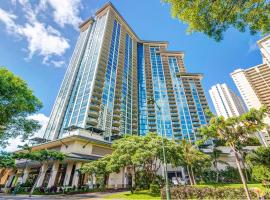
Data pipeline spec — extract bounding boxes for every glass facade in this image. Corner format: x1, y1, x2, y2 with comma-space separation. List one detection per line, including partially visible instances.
98, 20, 121, 139
168, 57, 194, 141
149, 46, 173, 139
120, 34, 133, 135
43, 19, 93, 140
136, 45, 209, 142
60, 13, 108, 138
137, 43, 148, 136
189, 80, 207, 125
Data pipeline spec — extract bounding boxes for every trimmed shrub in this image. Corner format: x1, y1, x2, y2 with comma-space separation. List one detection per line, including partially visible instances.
252, 165, 270, 182
201, 166, 242, 184
149, 183, 160, 195
262, 181, 270, 188
161, 186, 263, 199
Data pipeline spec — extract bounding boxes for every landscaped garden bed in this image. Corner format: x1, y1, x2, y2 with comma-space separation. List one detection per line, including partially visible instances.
162, 185, 270, 199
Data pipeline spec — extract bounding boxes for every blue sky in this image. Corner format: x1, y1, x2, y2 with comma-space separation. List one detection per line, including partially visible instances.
0, 0, 263, 132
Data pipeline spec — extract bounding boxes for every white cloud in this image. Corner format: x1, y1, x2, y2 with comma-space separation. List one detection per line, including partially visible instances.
0, 8, 17, 32
5, 113, 49, 152
17, 22, 70, 62
28, 113, 50, 138
0, 1, 77, 67
45, 0, 82, 28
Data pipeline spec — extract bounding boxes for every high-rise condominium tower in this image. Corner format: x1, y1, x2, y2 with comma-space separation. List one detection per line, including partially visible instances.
209, 83, 247, 118
44, 2, 209, 142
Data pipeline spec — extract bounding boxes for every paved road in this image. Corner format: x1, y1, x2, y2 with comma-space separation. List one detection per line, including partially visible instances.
0, 191, 123, 200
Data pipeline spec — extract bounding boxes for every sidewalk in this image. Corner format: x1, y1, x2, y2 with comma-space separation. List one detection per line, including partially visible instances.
0, 191, 124, 200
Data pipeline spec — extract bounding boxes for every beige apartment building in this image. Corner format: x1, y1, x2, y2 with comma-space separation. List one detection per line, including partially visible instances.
231, 64, 270, 113
231, 64, 270, 146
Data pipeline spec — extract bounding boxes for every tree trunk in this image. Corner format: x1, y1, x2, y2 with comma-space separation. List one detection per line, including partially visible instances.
240, 151, 249, 182
186, 166, 193, 185
214, 162, 219, 183
133, 165, 136, 188
191, 167, 196, 185
216, 171, 219, 183
230, 145, 251, 200
244, 164, 249, 182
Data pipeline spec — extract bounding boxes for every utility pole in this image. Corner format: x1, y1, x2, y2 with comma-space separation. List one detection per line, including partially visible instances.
147, 98, 171, 200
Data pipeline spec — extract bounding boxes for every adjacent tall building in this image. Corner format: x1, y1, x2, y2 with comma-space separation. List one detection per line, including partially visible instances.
231, 64, 270, 112
209, 83, 247, 118
44, 2, 209, 142
231, 63, 270, 146
258, 35, 270, 66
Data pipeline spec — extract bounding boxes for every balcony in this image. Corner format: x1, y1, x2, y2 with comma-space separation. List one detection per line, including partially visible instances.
171, 117, 179, 122
92, 91, 102, 99
113, 115, 121, 121
112, 121, 120, 127
89, 104, 100, 112
88, 110, 99, 118
87, 118, 98, 126
149, 127, 156, 132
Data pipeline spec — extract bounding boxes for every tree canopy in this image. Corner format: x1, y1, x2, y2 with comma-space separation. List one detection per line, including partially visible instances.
164, 0, 270, 41
0, 67, 42, 147
81, 133, 211, 188
246, 146, 270, 182
0, 151, 15, 180
0, 151, 15, 169
81, 133, 181, 187
13, 149, 66, 162
200, 107, 267, 147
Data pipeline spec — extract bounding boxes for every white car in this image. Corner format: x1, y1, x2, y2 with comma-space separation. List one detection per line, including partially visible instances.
172, 177, 187, 185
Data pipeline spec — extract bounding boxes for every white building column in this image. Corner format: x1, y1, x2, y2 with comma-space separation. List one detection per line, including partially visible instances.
5, 170, 15, 188
0, 168, 3, 175
36, 163, 48, 187
63, 162, 74, 186
123, 167, 128, 188
0, 168, 5, 183
72, 162, 82, 187
181, 167, 186, 180
22, 167, 31, 184
47, 161, 60, 188
1, 169, 11, 185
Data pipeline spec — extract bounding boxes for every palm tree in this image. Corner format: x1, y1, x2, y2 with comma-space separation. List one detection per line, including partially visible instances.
173, 140, 211, 185
246, 146, 270, 168
200, 107, 267, 200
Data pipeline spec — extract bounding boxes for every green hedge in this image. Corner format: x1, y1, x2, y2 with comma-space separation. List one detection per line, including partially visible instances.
161, 186, 270, 199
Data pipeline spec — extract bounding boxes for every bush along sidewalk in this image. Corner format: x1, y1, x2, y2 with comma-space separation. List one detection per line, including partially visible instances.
161, 186, 270, 199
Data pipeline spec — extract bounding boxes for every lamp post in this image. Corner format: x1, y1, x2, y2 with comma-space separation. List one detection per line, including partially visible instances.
147, 98, 171, 200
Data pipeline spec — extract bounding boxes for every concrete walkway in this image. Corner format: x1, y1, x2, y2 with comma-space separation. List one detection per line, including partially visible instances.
0, 191, 124, 200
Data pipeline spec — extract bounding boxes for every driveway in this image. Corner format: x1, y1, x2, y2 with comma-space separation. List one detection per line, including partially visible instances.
0, 191, 123, 200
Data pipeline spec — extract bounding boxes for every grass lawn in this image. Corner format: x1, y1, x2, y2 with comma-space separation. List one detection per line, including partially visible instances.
104, 190, 161, 199
196, 183, 270, 192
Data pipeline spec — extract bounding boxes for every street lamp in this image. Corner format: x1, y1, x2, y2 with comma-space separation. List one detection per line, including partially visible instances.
147, 98, 171, 200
